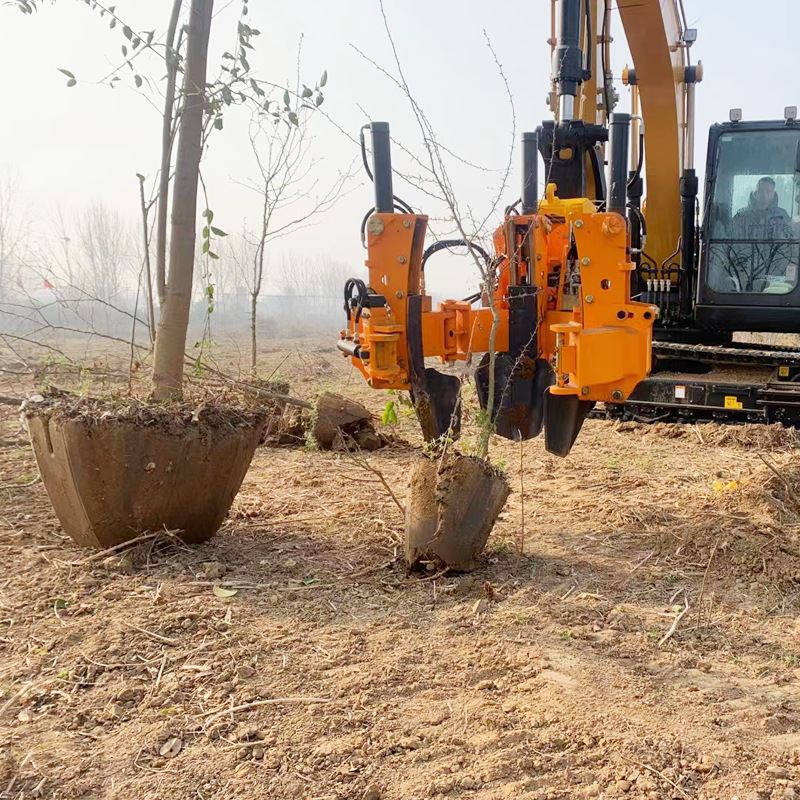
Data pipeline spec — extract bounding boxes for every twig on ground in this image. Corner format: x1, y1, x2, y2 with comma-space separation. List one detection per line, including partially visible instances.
758, 452, 800, 517
0, 475, 40, 491
340, 442, 405, 515
623, 757, 690, 799
64, 529, 179, 566
659, 590, 690, 647
696, 536, 720, 631
518, 438, 525, 555
0, 682, 32, 720
200, 696, 331, 727
123, 622, 179, 646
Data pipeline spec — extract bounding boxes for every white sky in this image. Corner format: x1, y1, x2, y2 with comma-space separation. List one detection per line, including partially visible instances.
2, 0, 799, 299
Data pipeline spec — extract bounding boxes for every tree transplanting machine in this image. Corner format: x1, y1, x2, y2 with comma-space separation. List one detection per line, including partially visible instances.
338, 0, 800, 456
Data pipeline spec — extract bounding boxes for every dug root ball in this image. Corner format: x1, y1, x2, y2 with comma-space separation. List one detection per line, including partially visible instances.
25, 395, 267, 549
312, 391, 386, 452
404, 452, 510, 572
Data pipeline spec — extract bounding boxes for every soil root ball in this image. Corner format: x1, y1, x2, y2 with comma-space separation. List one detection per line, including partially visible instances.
404, 452, 510, 572
313, 392, 385, 452
25, 395, 266, 549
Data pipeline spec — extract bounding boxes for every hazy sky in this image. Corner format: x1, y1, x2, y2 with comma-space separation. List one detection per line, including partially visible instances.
2, 0, 799, 299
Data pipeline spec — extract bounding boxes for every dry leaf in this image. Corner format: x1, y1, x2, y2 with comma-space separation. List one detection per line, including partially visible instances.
213, 586, 238, 599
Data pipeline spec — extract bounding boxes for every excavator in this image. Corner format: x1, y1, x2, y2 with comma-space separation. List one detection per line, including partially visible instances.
338, 0, 800, 456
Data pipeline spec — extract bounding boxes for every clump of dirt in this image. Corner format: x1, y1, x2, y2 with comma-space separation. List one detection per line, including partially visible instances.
312, 391, 386, 452
220, 378, 315, 448
405, 451, 510, 571
261, 405, 309, 447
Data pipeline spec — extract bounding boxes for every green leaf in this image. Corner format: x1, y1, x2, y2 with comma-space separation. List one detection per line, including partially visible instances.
214, 117, 223, 130
202, 226, 210, 239
240, 53, 250, 72
314, 92, 324, 107
208, 251, 219, 260
134, 74, 143, 89
212, 586, 238, 598
66, 78, 77, 88
283, 88, 290, 109
202, 209, 214, 222
202, 240, 210, 254
210, 226, 227, 237
381, 401, 398, 426
301, 86, 313, 99
288, 111, 298, 126
121, 45, 128, 57
320, 69, 327, 87
122, 24, 132, 40
58, 68, 75, 80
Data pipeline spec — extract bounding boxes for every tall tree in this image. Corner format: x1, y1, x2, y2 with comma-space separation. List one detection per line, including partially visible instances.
151, 0, 213, 400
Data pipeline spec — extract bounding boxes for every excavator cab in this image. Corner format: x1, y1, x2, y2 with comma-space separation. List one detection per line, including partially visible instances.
695, 118, 800, 332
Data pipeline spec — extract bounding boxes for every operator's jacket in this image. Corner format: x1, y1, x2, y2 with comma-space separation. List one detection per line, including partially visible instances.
713, 193, 797, 291
730, 193, 793, 241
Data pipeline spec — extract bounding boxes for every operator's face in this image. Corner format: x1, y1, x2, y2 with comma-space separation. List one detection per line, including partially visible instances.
756, 181, 776, 208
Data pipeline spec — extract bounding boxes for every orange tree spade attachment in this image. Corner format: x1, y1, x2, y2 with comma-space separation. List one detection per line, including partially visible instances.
337, 121, 657, 456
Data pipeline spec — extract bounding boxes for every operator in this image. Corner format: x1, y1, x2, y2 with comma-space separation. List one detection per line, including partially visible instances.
711, 176, 798, 293
730, 176, 793, 241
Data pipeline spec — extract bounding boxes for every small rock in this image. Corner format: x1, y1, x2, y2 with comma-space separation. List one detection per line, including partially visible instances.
472, 598, 489, 616
144, 462, 156, 472
202, 561, 226, 580
363, 786, 381, 800
768, 766, 790, 779
251, 745, 265, 760
237, 665, 256, 679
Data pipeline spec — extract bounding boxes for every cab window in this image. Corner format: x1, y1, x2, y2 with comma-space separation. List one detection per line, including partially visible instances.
706, 130, 800, 295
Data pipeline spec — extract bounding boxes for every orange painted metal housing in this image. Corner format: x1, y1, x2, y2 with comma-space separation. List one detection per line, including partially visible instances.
340, 184, 657, 404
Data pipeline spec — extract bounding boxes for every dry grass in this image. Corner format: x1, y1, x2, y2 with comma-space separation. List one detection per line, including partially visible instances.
2, 339, 800, 798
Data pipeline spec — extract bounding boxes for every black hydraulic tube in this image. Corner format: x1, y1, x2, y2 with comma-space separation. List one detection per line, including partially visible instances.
369, 121, 393, 213
627, 169, 644, 295
554, 0, 584, 120
521, 131, 539, 214
679, 169, 699, 317
605, 113, 631, 214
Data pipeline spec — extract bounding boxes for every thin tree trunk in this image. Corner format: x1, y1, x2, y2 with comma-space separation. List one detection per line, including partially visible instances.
155, 0, 183, 307
137, 175, 156, 344
250, 291, 257, 373
151, 0, 213, 400
250, 192, 268, 374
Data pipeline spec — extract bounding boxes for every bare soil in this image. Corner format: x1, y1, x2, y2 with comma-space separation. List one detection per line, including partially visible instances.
3, 340, 800, 799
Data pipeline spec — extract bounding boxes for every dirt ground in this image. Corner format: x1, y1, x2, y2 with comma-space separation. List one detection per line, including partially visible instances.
4, 339, 800, 799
